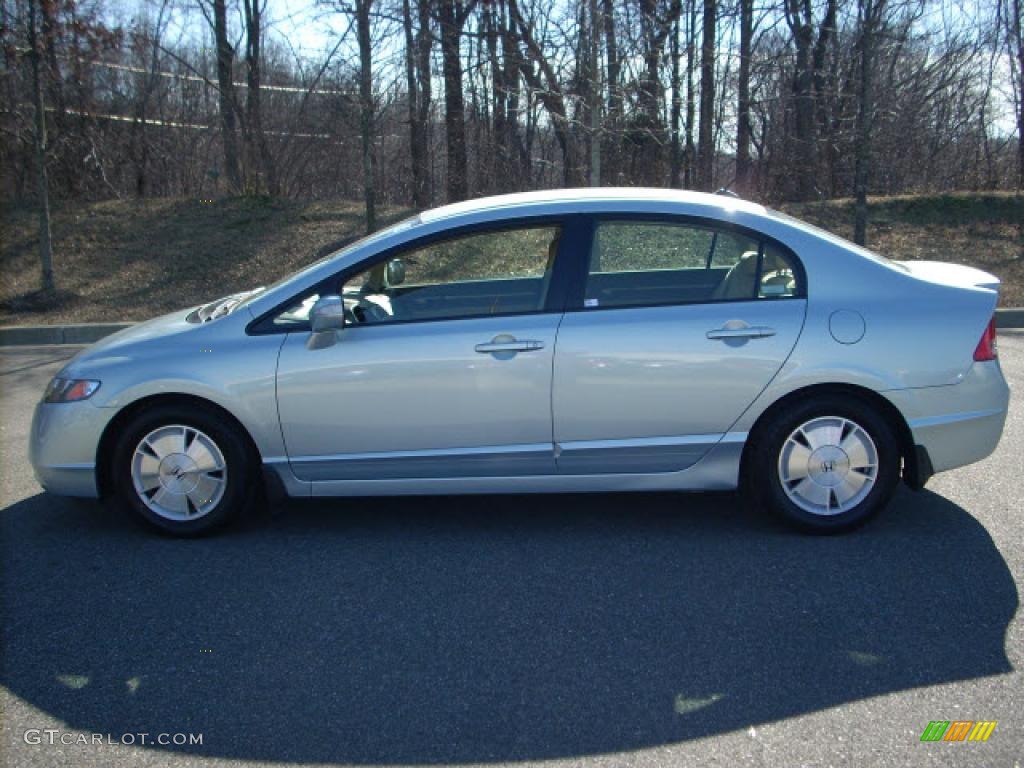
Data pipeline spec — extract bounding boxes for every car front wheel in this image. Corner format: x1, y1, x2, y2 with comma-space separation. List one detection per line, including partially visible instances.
110, 404, 253, 536
747, 394, 900, 533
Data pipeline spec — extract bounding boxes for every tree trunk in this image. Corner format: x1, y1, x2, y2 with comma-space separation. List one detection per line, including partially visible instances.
669, 14, 682, 187
638, 0, 662, 168
684, 0, 696, 187
853, 0, 883, 245
1013, 0, 1023, 189
792, 24, 815, 199
403, 0, 429, 208
484, 0, 502, 191
356, 0, 377, 232
784, 0, 837, 201
213, 0, 241, 192
438, 0, 471, 202
588, 0, 601, 186
131, 0, 169, 198
242, 0, 278, 195
735, 0, 752, 194
601, 0, 620, 180
696, 0, 716, 190
417, 0, 434, 203
499, 0, 528, 185
28, 0, 54, 295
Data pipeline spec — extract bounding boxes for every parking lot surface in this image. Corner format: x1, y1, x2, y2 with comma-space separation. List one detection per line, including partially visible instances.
2, 335, 1022, 767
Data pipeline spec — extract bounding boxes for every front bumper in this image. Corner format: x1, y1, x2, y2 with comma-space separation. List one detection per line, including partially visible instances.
884, 361, 1010, 475
29, 399, 115, 498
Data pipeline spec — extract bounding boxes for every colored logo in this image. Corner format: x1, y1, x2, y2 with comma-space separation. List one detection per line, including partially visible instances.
920, 721, 997, 742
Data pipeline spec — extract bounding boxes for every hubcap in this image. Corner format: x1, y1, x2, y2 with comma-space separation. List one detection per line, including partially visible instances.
131, 425, 227, 521
778, 416, 878, 516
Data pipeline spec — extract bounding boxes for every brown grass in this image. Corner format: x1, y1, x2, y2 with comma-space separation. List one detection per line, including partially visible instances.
781, 192, 1024, 306
1, 192, 1021, 325
0, 197, 410, 325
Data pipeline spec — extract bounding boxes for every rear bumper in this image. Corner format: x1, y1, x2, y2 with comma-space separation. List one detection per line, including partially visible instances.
884, 361, 1010, 476
29, 400, 113, 498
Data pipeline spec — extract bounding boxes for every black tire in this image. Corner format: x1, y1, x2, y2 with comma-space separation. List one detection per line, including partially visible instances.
109, 403, 254, 536
744, 394, 900, 534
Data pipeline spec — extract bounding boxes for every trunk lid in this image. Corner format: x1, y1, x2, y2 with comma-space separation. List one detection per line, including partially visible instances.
897, 260, 1000, 293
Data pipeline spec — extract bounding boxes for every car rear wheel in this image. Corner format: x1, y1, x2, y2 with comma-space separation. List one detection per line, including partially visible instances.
746, 394, 900, 533
110, 404, 253, 536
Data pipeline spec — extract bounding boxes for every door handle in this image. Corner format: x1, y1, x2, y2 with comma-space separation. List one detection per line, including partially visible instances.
706, 325, 777, 340
475, 338, 545, 354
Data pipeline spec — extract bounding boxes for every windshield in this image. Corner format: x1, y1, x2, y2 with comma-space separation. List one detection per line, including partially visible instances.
233, 213, 423, 311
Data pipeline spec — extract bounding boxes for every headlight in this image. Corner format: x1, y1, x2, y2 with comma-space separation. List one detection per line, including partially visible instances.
43, 377, 101, 403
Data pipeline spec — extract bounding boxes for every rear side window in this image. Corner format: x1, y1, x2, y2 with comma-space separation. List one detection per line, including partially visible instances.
582, 220, 801, 309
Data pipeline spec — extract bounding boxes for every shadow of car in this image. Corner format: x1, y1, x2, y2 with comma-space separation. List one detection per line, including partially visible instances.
0, 486, 1015, 763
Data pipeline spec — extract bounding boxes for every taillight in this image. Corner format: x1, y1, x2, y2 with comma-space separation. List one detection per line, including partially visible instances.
973, 316, 998, 362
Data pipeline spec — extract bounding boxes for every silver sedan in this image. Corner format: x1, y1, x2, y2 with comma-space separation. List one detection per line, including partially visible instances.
30, 189, 1010, 535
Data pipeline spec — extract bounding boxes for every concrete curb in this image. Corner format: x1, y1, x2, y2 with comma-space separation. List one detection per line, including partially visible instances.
996, 308, 1024, 329
2, 309, 1024, 347
0, 323, 134, 346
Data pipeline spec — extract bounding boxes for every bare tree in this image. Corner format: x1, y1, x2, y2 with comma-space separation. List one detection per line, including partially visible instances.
498, 0, 530, 186
208, 0, 242, 191
634, 0, 682, 185
241, 0, 278, 194
783, 0, 837, 200
510, 0, 583, 185
587, 0, 601, 185
1, 0, 1021, 210
735, 0, 753, 194
129, 0, 171, 197
1005, 0, 1023, 189
601, 0, 622, 179
853, 0, 888, 244
402, 0, 430, 208
437, 0, 478, 201
27, 0, 55, 294
696, 0, 715, 190
355, 0, 376, 231
683, 0, 697, 186
670, 12, 682, 186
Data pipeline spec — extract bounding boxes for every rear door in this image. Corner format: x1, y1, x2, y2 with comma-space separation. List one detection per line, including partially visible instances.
552, 217, 807, 474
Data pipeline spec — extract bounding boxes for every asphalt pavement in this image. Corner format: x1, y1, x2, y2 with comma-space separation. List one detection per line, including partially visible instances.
1, 336, 1022, 768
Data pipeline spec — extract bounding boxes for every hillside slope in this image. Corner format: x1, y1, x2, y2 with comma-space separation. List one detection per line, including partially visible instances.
1, 192, 1020, 325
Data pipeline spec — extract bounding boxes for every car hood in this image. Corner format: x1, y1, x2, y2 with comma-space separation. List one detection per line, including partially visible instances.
60, 307, 206, 378
63, 287, 266, 373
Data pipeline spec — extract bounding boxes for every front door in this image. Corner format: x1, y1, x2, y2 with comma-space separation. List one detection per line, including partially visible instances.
275, 222, 568, 482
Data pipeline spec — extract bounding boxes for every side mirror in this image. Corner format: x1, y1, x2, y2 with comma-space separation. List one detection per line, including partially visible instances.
309, 295, 345, 333
386, 258, 406, 286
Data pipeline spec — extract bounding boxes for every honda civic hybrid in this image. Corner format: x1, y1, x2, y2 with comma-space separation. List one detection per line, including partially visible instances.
30, 189, 1010, 535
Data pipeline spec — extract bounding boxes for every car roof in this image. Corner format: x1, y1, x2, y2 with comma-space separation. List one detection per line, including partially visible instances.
418, 187, 768, 224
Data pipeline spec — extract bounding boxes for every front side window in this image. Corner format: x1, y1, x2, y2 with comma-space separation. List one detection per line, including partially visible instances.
583, 220, 800, 309
272, 225, 561, 328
